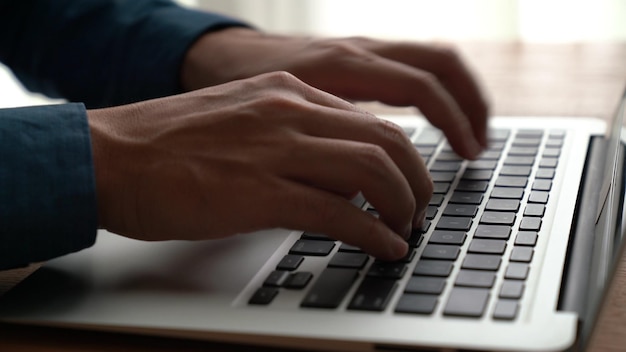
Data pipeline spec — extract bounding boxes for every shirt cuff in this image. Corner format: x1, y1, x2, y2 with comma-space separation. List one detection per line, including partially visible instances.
0, 103, 97, 269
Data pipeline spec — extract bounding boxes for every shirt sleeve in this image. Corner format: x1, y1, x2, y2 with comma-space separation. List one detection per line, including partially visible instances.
0, 0, 250, 108
0, 103, 97, 270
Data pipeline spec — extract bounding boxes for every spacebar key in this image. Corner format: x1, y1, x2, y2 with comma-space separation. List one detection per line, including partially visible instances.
301, 268, 359, 308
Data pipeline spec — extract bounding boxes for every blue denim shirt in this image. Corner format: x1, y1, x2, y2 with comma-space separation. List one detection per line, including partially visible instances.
0, 0, 247, 269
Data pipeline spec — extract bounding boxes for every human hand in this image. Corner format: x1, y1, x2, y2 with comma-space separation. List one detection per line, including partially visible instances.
88, 72, 433, 260
181, 28, 489, 159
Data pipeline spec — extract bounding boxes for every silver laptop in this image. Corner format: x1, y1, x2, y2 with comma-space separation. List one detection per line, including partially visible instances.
1, 91, 625, 351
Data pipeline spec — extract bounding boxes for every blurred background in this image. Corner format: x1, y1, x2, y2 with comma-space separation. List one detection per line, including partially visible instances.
1, 0, 625, 108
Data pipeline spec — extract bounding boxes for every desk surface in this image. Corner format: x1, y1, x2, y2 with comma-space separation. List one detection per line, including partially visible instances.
1, 41, 626, 352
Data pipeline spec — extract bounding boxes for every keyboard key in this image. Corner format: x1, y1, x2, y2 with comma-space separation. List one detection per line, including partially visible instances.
328, 252, 369, 269
462, 170, 493, 181
468, 239, 507, 254
489, 129, 511, 141
405, 276, 447, 294
500, 166, 532, 177
485, 199, 520, 212
425, 206, 438, 219
414, 128, 443, 146
524, 204, 546, 217
338, 243, 363, 253
249, 287, 279, 305
503, 156, 535, 166
542, 148, 561, 157
532, 179, 552, 191
421, 244, 461, 260
499, 280, 525, 299
462, 254, 501, 271
455, 180, 489, 192
348, 278, 397, 311
433, 182, 450, 194
263, 270, 290, 287
510, 247, 534, 262
512, 137, 541, 146
490, 187, 524, 199
367, 262, 407, 280
495, 176, 528, 188
449, 191, 484, 205
395, 294, 439, 315
429, 194, 445, 206
430, 161, 462, 172
545, 138, 564, 147
436, 217, 473, 231
284, 272, 313, 289
290, 240, 335, 256
539, 158, 558, 168
443, 287, 490, 317
277, 255, 304, 271
436, 151, 463, 162
301, 268, 359, 308
443, 204, 479, 217
474, 225, 512, 239
480, 211, 516, 225
413, 260, 454, 277
466, 160, 498, 170
488, 141, 506, 150
504, 263, 529, 280
515, 231, 538, 246
535, 168, 556, 179
519, 217, 542, 231
416, 146, 435, 158
455, 270, 495, 288
403, 127, 417, 136
431, 171, 457, 183
429, 230, 467, 245
528, 191, 549, 203
493, 300, 519, 320
515, 129, 543, 138
480, 150, 502, 160
301, 232, 333, 241
508, 146, 538, 156
407, 231, 424, 248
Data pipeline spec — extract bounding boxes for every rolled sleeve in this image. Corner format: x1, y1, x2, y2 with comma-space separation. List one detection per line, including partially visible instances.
0, 103, 97, 269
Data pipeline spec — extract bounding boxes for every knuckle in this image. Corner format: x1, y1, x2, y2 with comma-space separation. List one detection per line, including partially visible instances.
433, 45, 463, 70
414, 71, 440, 90
379, 119, 411, 148
359, 144, 391, 172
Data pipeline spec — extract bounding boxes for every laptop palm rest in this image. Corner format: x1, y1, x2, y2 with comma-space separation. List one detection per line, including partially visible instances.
0, 229, 292, 320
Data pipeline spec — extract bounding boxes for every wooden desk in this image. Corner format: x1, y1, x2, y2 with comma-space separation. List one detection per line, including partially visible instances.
1, 42, 625, 352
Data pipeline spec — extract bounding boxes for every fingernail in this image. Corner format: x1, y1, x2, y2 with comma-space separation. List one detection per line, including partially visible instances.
403, 224, 412, 240
388, 233, 409, 258
469, 139, 483, 159
413, 210, 426, 229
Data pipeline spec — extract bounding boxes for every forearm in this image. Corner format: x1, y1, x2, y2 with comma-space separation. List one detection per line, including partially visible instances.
0, 0, 249, 108
0, 104, 97, 270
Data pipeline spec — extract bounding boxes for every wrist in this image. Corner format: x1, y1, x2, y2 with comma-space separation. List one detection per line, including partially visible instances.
180, 27, 262, 91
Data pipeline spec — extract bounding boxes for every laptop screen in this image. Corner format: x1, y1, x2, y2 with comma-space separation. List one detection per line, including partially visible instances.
585, 87, 626, 342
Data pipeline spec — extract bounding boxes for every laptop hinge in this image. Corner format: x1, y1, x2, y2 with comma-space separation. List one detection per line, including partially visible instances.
558, 136, 607, 316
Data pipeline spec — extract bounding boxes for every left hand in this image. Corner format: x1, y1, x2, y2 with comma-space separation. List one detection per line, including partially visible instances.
181, 28, 489, 160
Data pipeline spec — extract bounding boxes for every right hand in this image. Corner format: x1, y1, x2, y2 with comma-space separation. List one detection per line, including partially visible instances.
87, 72, 432, 261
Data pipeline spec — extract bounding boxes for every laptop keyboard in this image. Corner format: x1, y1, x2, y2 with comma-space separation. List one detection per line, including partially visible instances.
248, 126, 565, 321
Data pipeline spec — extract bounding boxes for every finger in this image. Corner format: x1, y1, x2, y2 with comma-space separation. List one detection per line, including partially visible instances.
275, 136, 416, 238
306, 53, 484, 159
271, 181, 409, 261
361, 41, 489, 147
291, 106, 433, 225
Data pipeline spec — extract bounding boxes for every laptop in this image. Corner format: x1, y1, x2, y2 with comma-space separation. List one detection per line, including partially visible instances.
1, 90, 625, 352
